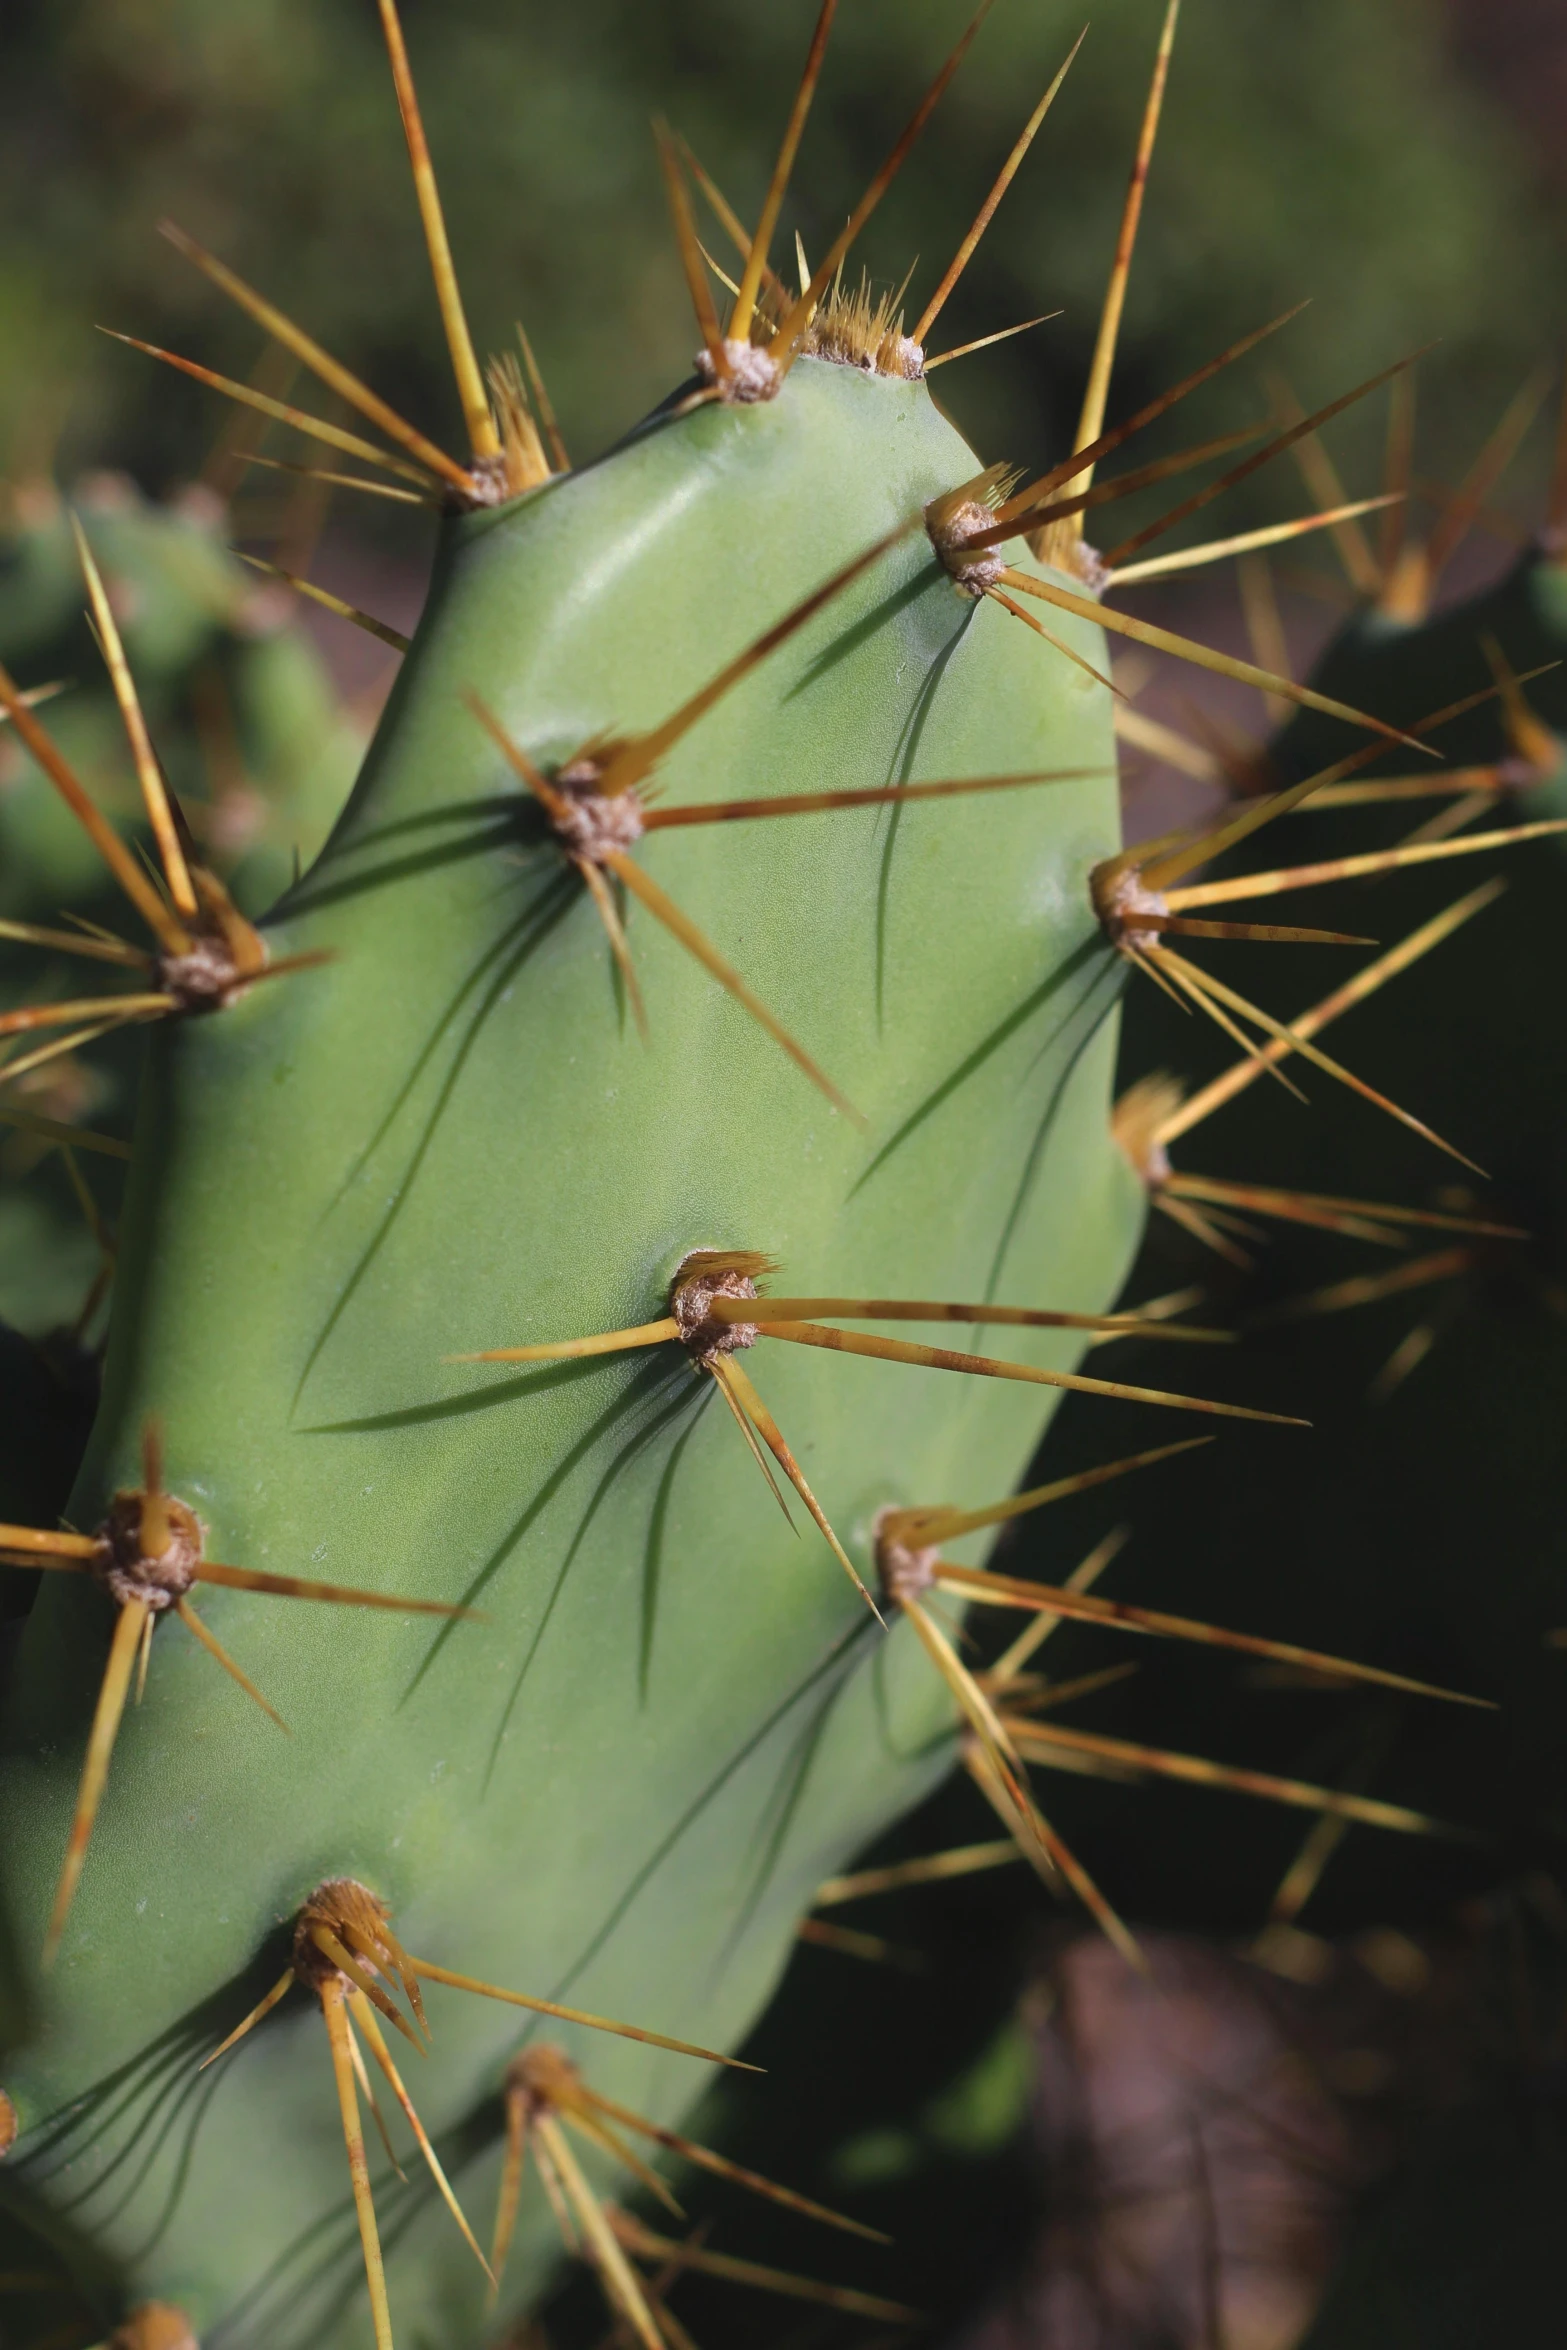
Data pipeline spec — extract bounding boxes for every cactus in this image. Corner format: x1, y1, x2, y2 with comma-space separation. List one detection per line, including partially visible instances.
0, 467, 367, 1368
1266, 364, 1567, 800
1081, 367, 1567, 1887
0, 470, 365, 926
0, 7, 1536, 2348
986, 372, 1567, 1988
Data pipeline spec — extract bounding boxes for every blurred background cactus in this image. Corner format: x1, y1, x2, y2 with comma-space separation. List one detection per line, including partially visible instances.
0, 471, 364, 1366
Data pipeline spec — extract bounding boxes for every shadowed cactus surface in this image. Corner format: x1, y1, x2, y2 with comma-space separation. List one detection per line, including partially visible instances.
1101, 388, 1567, 1854
985, 378, 1567, 2344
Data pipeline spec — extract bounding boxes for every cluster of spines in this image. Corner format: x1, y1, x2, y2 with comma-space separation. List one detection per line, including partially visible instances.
1104, 351, 1567, 1389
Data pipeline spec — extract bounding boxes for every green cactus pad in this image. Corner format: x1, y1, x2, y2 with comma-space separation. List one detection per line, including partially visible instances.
0, 352, 1147, 2347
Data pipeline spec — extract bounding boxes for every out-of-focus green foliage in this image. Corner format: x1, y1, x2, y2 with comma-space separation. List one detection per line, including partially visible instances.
0, 0, 1559, 511
0, 473, 366, 1342
0, 474, 364, 920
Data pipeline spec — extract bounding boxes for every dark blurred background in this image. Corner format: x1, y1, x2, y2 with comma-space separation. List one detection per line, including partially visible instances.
2, 0, 1563, 540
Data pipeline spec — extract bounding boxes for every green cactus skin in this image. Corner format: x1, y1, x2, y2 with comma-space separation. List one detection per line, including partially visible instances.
0, 352, 1149, 2347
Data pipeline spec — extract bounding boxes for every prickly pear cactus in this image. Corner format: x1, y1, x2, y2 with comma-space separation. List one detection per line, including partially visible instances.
0, 346, 1128, 2345
1197, 402, 1567, 1829
0, 8, 1519, 2348
1264, 374, 1567, 813
1027, 380, 1567, 1945
0, 11, 1157, 2344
